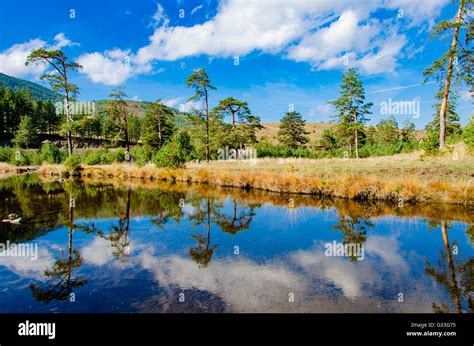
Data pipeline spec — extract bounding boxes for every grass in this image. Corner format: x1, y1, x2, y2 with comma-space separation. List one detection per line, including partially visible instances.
3, 143, 473, 205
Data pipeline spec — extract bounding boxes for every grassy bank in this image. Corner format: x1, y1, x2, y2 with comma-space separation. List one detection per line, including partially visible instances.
0, 144, 457, 205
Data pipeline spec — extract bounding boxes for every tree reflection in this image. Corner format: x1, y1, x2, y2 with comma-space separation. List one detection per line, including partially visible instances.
105, 188, 132, 262
30, 192, 86, 304
188, 196, 219, 267
150, 190, 185, 229
214, 199, 257, 235
425, 220, 473, 313
331, 213, 373, 262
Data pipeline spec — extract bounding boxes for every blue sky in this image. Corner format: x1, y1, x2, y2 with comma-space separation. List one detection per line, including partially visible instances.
0, 0, 472, 128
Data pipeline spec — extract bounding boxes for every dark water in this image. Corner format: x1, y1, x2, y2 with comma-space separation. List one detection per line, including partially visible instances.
0, 174, 472, 313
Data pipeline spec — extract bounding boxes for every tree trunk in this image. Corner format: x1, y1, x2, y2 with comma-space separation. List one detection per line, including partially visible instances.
439, 0, 463, 150
440, 220, 462, 313
205, 90, 210, 162
157, 109, 162, 148
354, 110, 359, 159
65, 94, 73, 156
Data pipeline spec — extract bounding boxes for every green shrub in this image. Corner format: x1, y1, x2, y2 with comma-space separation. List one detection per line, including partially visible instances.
39, 143, 62, 164
82, 150, 114, 165
113, 148, 126, 163
421, 129, 440, 154
9, 148, 31, 166
0, 146, 13, 162
153, 132, 192, 168
131, 146, 150, 167
462, 116, 474, 152
63, 154, 82, 174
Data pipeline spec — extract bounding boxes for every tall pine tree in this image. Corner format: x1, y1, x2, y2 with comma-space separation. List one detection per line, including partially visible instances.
277, 111, 309, 149
329, 67, 372, 159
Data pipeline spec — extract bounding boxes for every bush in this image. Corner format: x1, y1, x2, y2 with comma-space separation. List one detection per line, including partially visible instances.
9, 148, 31, 166
63, 154, 82, 174
83, 150, 113, 165
153, 132, 192, 168
113, 148, 126, 163
0, 146, 13, 162
462, 116, 474, 152
39, 143, 62, 164
131, 146, 150, 167
421, 129, 440, 154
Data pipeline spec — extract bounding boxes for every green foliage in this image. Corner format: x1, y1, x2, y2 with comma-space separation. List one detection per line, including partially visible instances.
0, 72, 60, 101
277, 111, 309, 149
329, 67, 372, 157
106, 86, 131, 149
421, 128, 441, 154
39, 143, 62, 164
141, 100, 175, 152
63, 154, 81, 173
462, 115, 474, 152
113, 148, 127, 163
13, 116, 38, 148
130, 145, 150, 167
0, 146, 13, 162
153, 132, 193, 168
82, 150, 113, 165
9, 148, 31, 166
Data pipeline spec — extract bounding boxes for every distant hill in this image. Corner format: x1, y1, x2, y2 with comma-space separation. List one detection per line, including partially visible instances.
258, 122, 425, 144
0, 72, 61, 101
258, 122, 335, 144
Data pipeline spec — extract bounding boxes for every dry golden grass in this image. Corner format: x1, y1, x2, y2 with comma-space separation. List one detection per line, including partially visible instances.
3, 142, 473, 205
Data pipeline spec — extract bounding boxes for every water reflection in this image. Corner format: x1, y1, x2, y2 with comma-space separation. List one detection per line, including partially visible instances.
0, 174, 472, 313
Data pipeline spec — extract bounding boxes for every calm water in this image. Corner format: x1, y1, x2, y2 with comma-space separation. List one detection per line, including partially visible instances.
0, 174, 472, 313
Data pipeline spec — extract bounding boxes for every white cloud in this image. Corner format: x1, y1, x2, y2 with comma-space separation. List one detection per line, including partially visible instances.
355, 34, 407, 75
76, 49, 134, 86
287, 10, 379, 64
162, 96, 183, 107
0, 39, 47, 77
150, 3, 169, 28
178, 100, 202, 112
385, 0, 449, 28
309, 103, 334, 117
52, 33, 79, 49
0, 33, 78, 78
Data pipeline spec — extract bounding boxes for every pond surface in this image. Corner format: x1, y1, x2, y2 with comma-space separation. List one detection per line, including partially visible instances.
0, 174, 472, 313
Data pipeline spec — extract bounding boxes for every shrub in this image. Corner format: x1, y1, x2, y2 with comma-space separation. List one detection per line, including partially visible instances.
63, 154, 82, 174
113, 148, 126, 163
9, 148, 31, 166
0, 146, 13, 162
131, 145, 150, 167
462, 116, 474, 152
39, 143, 62, 164
421, 129, 440, 154
82, 150, 113, 165
153, 132, 192, 168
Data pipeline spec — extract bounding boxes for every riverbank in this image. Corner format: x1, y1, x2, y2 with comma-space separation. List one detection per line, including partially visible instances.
2, 145, 472, 205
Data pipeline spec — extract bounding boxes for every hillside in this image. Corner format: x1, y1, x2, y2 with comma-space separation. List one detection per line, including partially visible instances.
258, 122, 335, 144
258, 122, 425, 144
0, 72, 60, 101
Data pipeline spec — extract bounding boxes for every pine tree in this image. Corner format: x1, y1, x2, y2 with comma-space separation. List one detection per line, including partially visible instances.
277, 111, 309, 149
13, 116, 37, 148
329, 67, 372, 159
26, 49, 82, 156
186, 68, 216, 162
423, 0, 472, 149
141, 100, 175, 152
